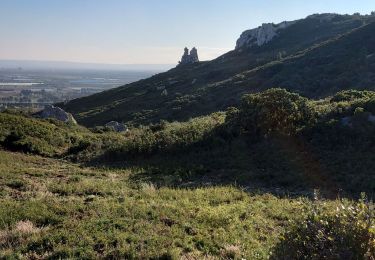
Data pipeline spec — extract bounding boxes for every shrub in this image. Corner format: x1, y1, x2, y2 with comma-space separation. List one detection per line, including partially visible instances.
0, 112, 96, 157
0, 113, 72, 156
222, 107, 241, 138
102, 113, 226, 159
331, 90, 375, 103
271, 194, 375, 260
238, 88, 315, 137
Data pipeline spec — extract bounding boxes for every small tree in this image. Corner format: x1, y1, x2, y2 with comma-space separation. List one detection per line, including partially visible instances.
238, 88, 315, 137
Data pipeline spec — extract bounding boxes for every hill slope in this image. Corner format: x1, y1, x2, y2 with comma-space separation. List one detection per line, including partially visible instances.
3, 150, 371, 259
4, 89, 375, 196
61, 13, 375, 127
1, 89, 374, 258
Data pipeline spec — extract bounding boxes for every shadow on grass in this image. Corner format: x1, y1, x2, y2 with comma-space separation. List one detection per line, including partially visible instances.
85, 132, 375, 200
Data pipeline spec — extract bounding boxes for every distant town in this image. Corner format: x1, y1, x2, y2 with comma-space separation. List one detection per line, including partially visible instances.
0, 67, 158, 110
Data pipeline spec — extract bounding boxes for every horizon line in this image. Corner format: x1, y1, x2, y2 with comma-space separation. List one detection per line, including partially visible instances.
0, 58, 175, 66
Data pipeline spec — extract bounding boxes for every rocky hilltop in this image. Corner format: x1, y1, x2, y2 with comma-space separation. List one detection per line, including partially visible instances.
61, 13, 375, 126
235, 13, 346, 49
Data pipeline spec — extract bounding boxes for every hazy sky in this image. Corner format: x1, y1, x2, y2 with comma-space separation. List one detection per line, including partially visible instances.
0, 0, 374, 64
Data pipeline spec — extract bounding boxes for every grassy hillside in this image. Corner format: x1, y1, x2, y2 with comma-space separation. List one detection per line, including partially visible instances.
1, 151, 373, 259
0, 89, 374, 258
61, 14, 375, 127
3, 89, 375, 197
0, 110, 127, 160
0, 111, 83, 157
216, 21, 375, 98
86, 89, 375, 197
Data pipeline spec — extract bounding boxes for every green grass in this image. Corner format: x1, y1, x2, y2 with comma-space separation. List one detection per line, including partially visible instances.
0, 150, 360, 259
1, 89, 374, 197
0, 89, 374, 258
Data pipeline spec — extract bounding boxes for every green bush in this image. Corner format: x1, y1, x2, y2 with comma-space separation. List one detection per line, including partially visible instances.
331, 90, 375, 103
271, 194, 375, 259
101, 113, 226, 159
238, 88, 315, 137
0, 112, 91, 157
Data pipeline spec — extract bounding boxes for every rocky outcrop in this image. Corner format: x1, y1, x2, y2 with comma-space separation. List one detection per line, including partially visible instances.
236, 21, 296, 49
105, 121, 128, 132
37, 105, 76, 123
179, 47, 199, 65
235, 13, 343, 49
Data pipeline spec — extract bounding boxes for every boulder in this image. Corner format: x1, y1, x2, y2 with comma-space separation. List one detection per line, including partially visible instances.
105, 121, 128, 132
161, 89, 168, 96
37, 105, 76, 124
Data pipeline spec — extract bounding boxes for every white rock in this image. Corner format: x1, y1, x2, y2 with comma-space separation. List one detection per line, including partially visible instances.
161, 89, 168, 96
37, 105, 76, 124
235, 13, 339, 49
105, 121, 128, 132
236, 21, 296, 49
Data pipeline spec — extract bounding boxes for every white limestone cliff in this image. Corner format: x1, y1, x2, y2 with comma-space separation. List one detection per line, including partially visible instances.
235, 21, 296, 49
235, 13, 342, 49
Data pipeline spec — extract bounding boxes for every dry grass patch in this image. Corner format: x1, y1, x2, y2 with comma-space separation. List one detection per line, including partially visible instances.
0, 220, 46, 249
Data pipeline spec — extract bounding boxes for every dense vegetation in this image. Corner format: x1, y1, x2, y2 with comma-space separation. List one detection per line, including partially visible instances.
0, 111, 81, 156
0, 110, 126, 159
222, 21, 375, 98
2, 89, 375, 195
272, 194, 375, 259
0, 88, 374, 258
86, 89, 375, 197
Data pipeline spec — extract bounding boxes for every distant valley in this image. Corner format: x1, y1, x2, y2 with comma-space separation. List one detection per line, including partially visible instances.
0, 65, 164, 110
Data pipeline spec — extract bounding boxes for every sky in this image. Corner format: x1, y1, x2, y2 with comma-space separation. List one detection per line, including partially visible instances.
0, 0, 374, 65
